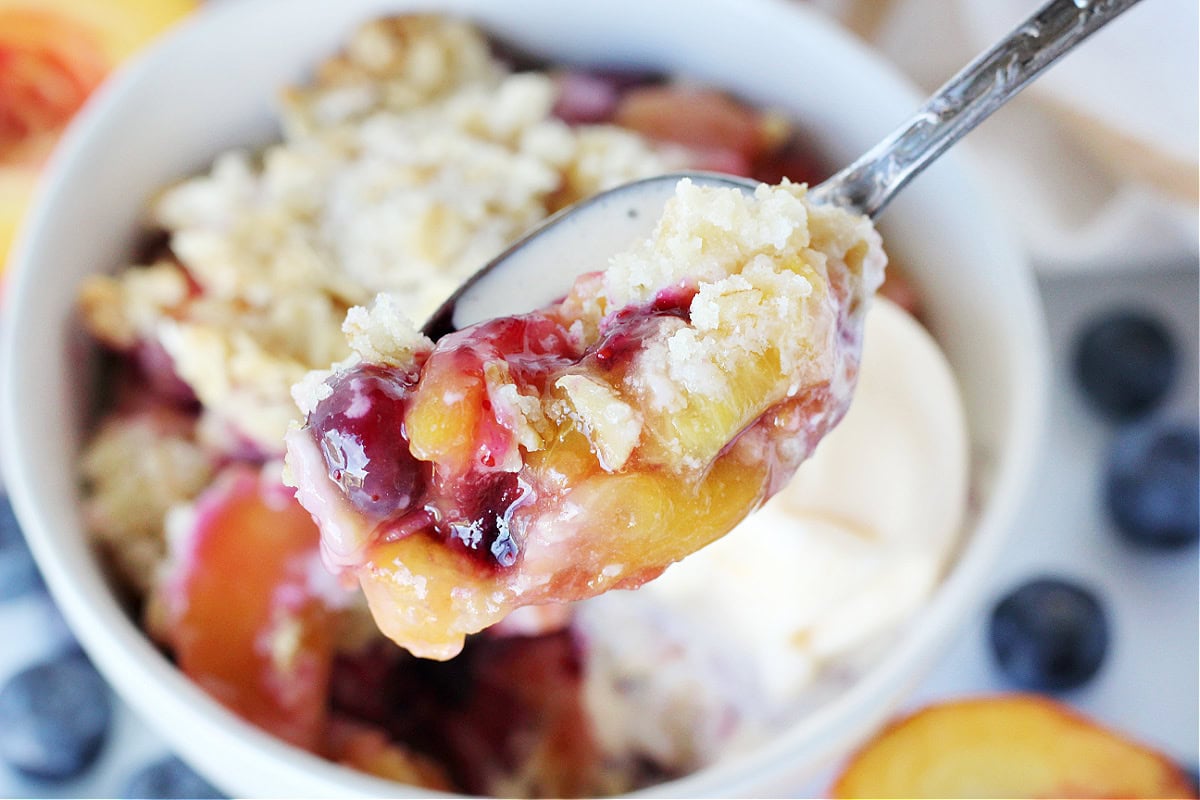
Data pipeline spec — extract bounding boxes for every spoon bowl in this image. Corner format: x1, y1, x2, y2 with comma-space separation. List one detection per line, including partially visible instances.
422, 171, 756, 337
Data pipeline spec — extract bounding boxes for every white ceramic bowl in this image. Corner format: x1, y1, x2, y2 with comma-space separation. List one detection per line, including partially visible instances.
0, 0, 1048, 796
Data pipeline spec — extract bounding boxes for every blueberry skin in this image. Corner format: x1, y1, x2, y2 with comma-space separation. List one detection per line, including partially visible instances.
0, 493, 42, 600
122, 756, 225, 799
989, 577, 1109, 692
1073, 311, 1176, 420
0, 651, 113, 780
1106, 422, 1199, 548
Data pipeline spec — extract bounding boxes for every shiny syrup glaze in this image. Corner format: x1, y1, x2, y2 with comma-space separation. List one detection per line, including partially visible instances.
306, 289, 704, 572
308, 365, 426, 519
308, 312, 581, 569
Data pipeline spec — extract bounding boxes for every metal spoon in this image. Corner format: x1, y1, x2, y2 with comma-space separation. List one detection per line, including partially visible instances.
423, 0, 1141, 338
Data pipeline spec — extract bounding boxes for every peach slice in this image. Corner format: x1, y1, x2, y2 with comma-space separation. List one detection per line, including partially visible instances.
0, 0, 196, 68
831, 695, 1197, 799
614, 86, 776, 175
0, 0, 195, 271
0, 0, 195, 158
154, 466, 334, 751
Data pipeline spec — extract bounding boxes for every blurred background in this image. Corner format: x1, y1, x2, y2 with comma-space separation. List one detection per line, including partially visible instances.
0, 0, 1196, 797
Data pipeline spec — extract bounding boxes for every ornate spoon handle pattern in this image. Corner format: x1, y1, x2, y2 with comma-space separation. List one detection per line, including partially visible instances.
810, 0, 1143, 217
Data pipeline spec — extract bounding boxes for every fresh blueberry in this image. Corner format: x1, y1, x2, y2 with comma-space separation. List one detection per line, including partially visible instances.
1106, 421, 1199, 548
989, 577, 1109, 692
121, 756, 225, 799
1073, 310, 1176, 420
0, 651, 112, 780
0, 493, 42, 600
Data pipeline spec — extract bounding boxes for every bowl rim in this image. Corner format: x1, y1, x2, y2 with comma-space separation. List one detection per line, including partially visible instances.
0, 0, 1049, 796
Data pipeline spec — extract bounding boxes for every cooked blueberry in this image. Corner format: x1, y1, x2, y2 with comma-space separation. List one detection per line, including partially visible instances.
1106, 421, 1199, 548
0, 651, 112, 780
989, 577, 1109, 692
121, 755, 225, 799
308, 364, 425, 519
447, 472, 526, 569
0, 493, 42, 600
1073, 311, 1176, 420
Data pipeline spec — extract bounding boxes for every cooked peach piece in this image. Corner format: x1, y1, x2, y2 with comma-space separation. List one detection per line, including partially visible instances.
831, 695, 1197, 799
0, 0, 195, 270
0, 8, 106, 152
0, 0, 196, 67
154, 467, 334, 751
287, 180, 885, 659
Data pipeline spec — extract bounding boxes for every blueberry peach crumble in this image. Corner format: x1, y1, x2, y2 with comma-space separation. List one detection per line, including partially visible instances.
77, 15, 966, 797
285, 179, 885, 659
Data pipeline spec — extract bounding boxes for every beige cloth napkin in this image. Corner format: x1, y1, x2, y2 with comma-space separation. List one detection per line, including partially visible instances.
814, 0, 1199, 274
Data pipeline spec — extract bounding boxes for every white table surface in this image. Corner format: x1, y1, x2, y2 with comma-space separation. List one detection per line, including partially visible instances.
1, 265, 1196, 798
907, 266, 1199, 765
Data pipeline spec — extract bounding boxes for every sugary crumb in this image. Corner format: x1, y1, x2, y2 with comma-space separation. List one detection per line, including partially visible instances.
79, 15, 678, 455
343, 293, 433, 366
564, 179, 885, 467
553, 374, 644, 471
80, 410, 216, 595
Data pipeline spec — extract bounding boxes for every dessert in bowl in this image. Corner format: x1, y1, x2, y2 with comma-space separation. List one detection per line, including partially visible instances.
0, 0, 1046, 796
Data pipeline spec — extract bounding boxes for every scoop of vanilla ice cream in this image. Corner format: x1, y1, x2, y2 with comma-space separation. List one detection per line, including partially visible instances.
574, 298, 969, 773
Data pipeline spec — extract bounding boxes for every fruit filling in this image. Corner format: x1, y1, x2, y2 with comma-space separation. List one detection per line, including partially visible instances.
286, 179, 886, 659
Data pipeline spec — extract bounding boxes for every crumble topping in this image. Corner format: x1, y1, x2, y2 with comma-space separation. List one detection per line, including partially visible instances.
578, 180, 883, 468
279, 15, 503, 136
79, 15, 681, 454
342, 293, 433, 367
81, 409, 215, 596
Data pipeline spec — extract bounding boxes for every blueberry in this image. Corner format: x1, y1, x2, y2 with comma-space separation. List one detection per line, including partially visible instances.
0, 493, 42, 600
1073, 311, 1176, 420
989, 577, 1109, 692
121, 756, 225, 799
1106, 421, 1199, 548
307, 364, 424, 520
0, 651, 112, 780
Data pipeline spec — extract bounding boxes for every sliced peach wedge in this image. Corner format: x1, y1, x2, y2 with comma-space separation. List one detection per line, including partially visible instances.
0, 0, 195, 272
150, 465, 335, 751
831, 695, 1197, 799
285, 179, 886, 659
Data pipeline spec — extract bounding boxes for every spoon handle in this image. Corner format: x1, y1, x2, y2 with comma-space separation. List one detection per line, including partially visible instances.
809, 0, 1142, 217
